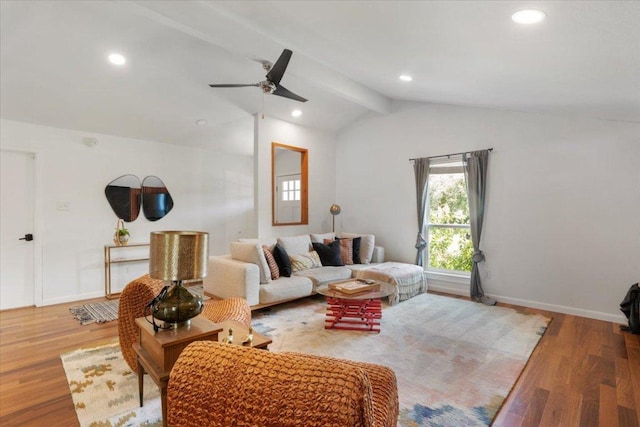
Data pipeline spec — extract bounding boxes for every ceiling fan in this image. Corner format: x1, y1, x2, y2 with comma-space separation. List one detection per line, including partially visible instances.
209, 49, 308, 103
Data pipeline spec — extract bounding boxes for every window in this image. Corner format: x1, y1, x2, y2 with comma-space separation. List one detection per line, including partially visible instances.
281, 179, 301, 202
427, 158, 472, 274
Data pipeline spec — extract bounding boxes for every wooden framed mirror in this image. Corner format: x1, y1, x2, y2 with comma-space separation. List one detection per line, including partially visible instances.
272, 142, 308, 226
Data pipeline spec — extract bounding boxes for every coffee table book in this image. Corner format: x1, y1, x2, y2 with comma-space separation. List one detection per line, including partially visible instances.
329, 280, 380, 295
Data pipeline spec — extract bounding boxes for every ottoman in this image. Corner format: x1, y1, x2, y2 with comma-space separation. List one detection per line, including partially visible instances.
356, 262, 427, 305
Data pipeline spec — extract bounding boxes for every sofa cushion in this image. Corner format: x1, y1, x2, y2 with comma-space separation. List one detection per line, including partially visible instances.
344, 263, 380, 277
230, 242, 271, 284
262, 246, 280, 280
289, 251, 322, 273
272, 243, 292, 277
312, 241, 343, 266
258, 276, 313, 304
238, 238, 278, 251
294, 266, 352, 287
310, 232, 336, 243
277, 235, 312, 256
339, 233, 375, 264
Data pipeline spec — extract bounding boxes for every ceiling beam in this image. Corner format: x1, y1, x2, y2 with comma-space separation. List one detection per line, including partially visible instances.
124, 0, 391, 114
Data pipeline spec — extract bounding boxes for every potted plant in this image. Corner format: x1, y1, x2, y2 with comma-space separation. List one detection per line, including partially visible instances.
113, 219, 130, 246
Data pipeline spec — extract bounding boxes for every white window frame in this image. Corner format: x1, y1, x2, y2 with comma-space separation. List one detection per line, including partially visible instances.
426, 156, 471, 278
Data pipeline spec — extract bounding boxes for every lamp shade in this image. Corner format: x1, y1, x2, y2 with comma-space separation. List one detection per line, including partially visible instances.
149, 231, 208, 281
329, 204, 341, 216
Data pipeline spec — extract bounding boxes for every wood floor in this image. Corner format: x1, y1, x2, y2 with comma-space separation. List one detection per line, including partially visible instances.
1, 292, 639, 427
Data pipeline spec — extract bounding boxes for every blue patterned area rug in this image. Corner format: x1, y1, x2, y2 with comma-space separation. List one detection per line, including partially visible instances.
252, 293, 550, 427
61, 292, 549, 426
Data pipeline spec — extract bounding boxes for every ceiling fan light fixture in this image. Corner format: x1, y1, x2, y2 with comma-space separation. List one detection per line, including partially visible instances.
209, 49, 307, 103
108, 53, 126, 66
511, 9, 546, 24
399, 75, 413, 82
291, 110, 302, 117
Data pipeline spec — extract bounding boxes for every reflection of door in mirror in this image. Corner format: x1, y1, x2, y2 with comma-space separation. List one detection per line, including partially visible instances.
104, 174, 142, 222
142, 176, 174, 221
272, 143, 308, 226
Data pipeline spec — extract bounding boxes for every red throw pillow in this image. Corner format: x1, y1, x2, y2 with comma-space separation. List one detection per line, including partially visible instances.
325, 237, 353, 265
262, 246, 280, 280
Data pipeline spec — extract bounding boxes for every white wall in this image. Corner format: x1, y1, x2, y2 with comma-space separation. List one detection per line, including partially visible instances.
0, 119, 253, 305
254, 115, 338, 239
336, 102, 640, 322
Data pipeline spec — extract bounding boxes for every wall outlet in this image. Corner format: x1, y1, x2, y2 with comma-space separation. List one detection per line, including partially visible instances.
56, 201, 70, 211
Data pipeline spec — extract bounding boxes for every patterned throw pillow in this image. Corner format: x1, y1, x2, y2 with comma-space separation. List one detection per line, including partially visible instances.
289, 251, 322, 273
326, 237, 354, 265
262, 246, 280, 280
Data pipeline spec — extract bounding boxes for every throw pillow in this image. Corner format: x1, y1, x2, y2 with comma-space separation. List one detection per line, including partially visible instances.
289, 251, 322, 273
272, 243, 292, 277
312, 241, 343, 266
325, 237, 353, 265
339, 233, 374, 264
350, 236, 362, 264
262, 246, 280, 280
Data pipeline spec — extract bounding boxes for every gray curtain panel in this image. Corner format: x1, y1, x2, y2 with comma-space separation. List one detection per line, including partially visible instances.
463, 150, 494, 304
413, 158, 430, 266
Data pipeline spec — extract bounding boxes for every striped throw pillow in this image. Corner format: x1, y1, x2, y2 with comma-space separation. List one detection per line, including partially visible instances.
262, 246, 280, 280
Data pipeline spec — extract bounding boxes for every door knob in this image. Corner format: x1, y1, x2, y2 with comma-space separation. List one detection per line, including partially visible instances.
18, 233, 33, 241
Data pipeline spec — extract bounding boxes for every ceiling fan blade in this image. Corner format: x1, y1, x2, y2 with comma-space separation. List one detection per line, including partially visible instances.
209, 83, 260, 88
266, 49, 292, 85
272, 84, 308, 103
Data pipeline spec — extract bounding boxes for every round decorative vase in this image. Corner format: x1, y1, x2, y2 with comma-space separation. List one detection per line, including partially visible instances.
118, 234, 129, 246
151, 282, 204, 327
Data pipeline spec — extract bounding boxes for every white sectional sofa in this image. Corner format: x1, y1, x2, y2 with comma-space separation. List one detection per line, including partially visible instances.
204, 232, 384, 309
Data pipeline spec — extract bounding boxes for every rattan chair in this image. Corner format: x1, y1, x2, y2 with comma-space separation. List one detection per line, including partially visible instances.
167, 340, 399, 427
118, 274, 251, 373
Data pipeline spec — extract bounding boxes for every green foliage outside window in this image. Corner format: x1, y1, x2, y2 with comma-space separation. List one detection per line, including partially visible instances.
427, 173, 473, 272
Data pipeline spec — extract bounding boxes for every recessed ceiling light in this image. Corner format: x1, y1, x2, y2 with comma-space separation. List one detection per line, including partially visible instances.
195, 119, 208, 126
511, 9, 546, 24
399, 75, 413, 82
108, 53, 126, 65
291, 110, 302, 117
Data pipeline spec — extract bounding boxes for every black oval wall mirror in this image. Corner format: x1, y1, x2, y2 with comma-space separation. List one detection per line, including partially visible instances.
142, 176, 174, 221
104, 174, 142, 222
105, 175, 174, 222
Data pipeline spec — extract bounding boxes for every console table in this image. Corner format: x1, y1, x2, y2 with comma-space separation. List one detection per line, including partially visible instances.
104, 243, 149, 299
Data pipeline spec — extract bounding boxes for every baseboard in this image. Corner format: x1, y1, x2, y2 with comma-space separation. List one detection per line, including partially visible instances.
428, 282, 628, 325
41, 291, 105, 307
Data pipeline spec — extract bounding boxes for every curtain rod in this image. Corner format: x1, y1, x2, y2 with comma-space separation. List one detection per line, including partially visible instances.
409, 148, 493, 162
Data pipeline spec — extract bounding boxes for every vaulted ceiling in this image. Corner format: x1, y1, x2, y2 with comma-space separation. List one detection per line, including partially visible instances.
1, 1, 638, 151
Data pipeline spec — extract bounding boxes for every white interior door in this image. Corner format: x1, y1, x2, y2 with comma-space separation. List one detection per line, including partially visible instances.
1, 150, 35, 309
275, 174, 301, 224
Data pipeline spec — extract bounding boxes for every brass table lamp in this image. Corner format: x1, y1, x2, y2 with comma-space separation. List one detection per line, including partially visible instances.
148, 231, 208, 329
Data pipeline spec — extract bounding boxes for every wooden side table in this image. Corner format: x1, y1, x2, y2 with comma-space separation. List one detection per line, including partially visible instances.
216, 319, 272, 350
134, 316, 272, 427
134, 316, 222, 427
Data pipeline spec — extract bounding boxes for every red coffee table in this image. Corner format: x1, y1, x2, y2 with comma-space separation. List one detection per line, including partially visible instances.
317, 281, 395, 333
